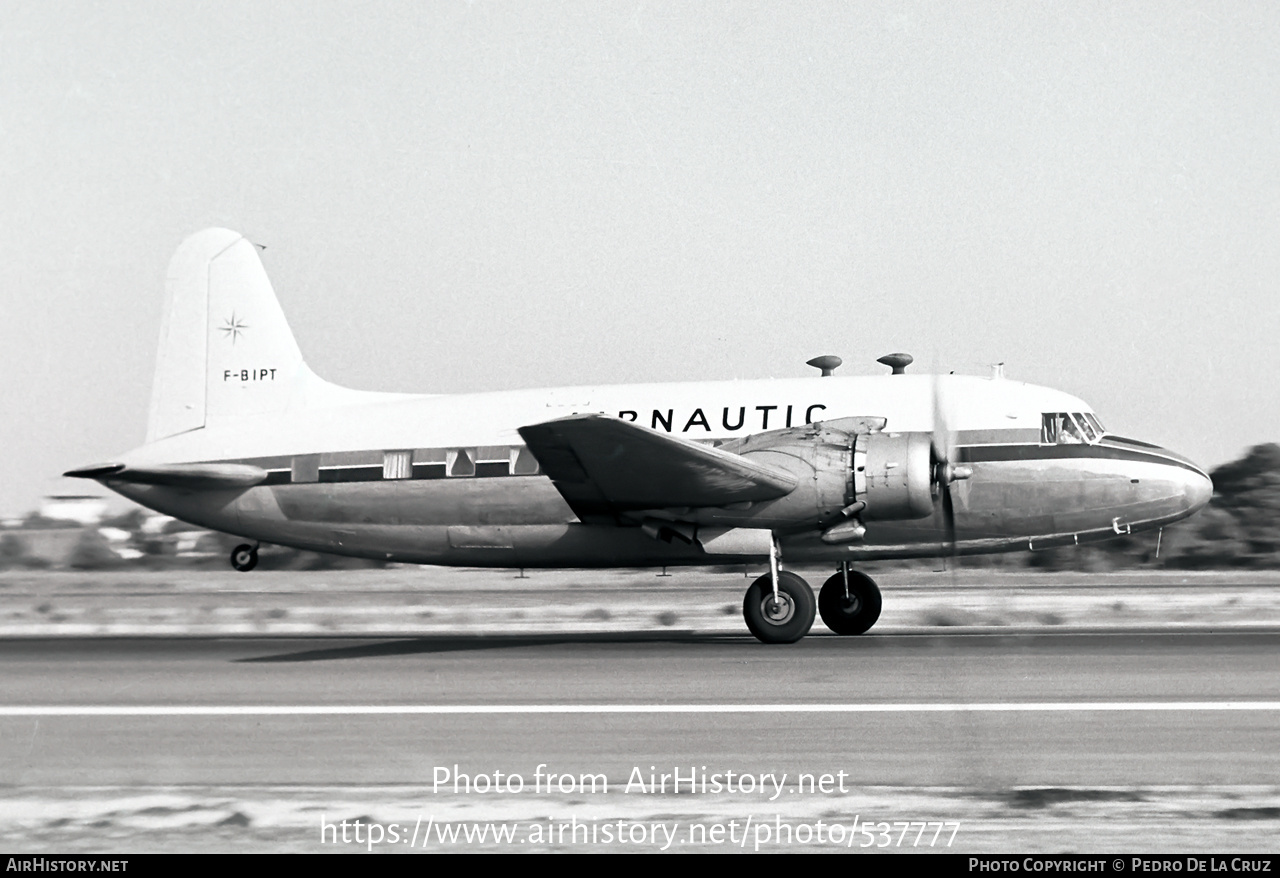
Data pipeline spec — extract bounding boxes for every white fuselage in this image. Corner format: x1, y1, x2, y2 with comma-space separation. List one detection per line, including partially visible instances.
104, 372, 1212, 567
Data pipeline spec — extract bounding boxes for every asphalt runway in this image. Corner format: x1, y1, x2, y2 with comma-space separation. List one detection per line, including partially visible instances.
1, 631, 1277, 789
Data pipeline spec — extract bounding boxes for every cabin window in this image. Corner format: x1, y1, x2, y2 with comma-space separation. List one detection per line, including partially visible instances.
447, 449, 475, 477
291, 455, 320, 483
410, 448, 446, 479
473, 446, 513, 477
511, 446, 541, 475
476, 446, 509, 463
382, 450, 412, 480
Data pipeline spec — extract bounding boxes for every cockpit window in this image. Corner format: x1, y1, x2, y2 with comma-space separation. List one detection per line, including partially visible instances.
1075, 413, 1099, 443
1041, 413, 1064, 444
1041, 412, 1104, 445
1060, 414, 1085, 444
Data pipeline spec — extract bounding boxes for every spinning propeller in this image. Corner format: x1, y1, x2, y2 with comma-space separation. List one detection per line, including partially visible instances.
930, 370, 972, 558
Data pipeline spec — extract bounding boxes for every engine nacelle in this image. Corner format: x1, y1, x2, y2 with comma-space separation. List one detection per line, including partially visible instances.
660, 419, 936, 533
854, 432, 934, 520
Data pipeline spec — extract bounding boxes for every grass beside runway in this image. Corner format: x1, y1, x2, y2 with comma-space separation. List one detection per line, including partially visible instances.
0, 568, 1278, 637
2, 783, 1278, 853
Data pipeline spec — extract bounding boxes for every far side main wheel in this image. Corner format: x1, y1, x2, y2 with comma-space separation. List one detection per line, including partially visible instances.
230, 544, 259, 572
743, 571, 816, 644
819, 570, 881, 635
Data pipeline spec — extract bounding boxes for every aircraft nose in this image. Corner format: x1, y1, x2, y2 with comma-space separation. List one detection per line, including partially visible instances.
1155, 445, 1213, 515
1179, 464, 1213, 515
1111, 436, 1215, 527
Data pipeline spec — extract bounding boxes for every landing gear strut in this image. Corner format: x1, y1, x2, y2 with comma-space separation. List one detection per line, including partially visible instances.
230, 543, 259, 572
818, 564, 881, 635
743, 571, 815, 644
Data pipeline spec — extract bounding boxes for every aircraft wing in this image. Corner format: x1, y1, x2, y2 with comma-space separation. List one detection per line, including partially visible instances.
518, 414, 798, 523
64, 462, 268, 489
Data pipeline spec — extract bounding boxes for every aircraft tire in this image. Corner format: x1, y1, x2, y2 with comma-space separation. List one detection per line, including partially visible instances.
230, 544, 259, 572
818, 570, 881, 635
743, 571, 815, 644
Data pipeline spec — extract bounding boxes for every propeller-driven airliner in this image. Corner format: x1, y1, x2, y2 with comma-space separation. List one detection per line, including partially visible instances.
68, 229, 1212, 643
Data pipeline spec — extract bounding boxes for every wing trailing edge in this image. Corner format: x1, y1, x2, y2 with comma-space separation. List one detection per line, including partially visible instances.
517, 414, 799, 523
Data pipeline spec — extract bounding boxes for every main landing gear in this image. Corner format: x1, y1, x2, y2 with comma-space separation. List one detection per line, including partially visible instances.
742, 538, 817, 644
743, 571, 816, 644
818, 564, 882, 635
230, 543, 259, 572
741, 556, 882, 643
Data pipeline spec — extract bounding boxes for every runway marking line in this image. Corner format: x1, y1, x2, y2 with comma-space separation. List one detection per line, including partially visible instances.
1, 702, 1279, 716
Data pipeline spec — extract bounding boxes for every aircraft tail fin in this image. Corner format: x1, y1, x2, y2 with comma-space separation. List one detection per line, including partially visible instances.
146, 229, 317, 443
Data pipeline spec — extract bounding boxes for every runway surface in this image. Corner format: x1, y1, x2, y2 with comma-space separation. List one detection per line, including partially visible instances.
1, 630, 1277, 789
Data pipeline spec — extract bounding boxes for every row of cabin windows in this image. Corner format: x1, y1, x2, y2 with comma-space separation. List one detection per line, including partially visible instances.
288, 447, 542, 483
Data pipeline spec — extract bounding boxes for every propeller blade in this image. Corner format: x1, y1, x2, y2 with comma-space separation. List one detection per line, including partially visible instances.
931, 367, 960, 561
930, 372, 947, 465
940, 478, 957, 558
931, 371, 957, 465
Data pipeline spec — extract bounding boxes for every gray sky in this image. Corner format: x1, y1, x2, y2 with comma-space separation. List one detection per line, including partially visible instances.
3, 2, 1278, 516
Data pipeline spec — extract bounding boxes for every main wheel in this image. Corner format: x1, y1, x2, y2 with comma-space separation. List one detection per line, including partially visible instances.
230, 544, 259, 572
819, 570, 881, 635
743, 571, 816, 644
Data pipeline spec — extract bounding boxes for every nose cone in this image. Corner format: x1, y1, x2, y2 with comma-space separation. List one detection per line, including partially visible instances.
1149, 444, 1213, 519
1104, 435, 1214, 528
1178, 463, 1213, 516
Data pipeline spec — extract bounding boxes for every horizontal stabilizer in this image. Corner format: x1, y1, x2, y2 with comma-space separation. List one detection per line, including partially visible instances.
64, 462, 268, 489
518, 414, 798, 523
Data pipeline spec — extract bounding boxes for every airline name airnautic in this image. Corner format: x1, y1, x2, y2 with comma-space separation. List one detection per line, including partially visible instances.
618, 404, 827, 432
215, 376, 829, 432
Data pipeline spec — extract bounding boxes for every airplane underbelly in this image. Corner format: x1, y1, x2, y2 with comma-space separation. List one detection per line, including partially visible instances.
265, 478, 576, 527
226, 481, 722, 566
106, 451, 1197, 568
235, 521, 719, 567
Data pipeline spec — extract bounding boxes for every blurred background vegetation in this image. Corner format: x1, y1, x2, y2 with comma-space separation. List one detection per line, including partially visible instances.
4, 444, 1277, 572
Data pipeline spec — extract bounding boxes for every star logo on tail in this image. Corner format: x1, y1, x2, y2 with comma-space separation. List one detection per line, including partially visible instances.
220, 312, 249, 345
